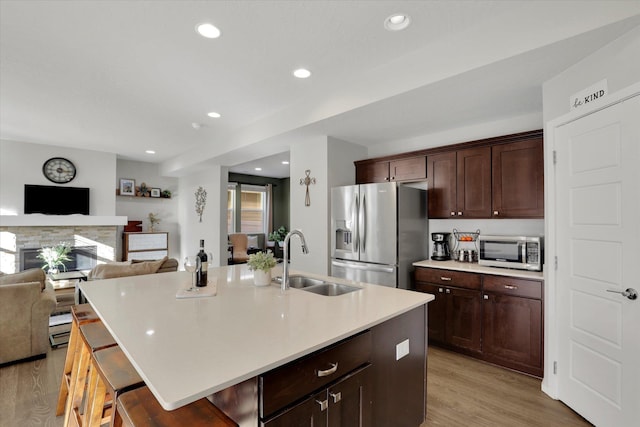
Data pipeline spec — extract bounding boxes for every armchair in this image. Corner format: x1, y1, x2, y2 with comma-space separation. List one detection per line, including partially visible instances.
228, 233, 250, 264
0, 268, 57, 365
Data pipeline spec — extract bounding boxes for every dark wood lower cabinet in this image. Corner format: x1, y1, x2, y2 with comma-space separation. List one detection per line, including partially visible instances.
482, 294, 543, 377
415, 283, 481, 353
260, 306, 427, 426
414, 267, 543, 377
262, 366, 370, 427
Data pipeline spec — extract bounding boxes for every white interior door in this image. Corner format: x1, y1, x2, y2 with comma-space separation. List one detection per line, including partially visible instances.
554, 94, 640, 427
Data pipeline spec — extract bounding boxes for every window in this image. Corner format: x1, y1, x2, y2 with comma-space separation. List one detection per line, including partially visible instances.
227, 183, 269, 234
227, 184, 236, 234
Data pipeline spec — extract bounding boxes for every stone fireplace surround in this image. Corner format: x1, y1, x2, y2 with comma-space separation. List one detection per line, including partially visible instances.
0, 225, 118, 274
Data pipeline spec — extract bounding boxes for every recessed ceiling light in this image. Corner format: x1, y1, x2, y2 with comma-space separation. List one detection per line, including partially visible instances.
196, 23, 221, 38
282, 161, 289, 165
384, 14, 411, 31
255, 167, 262, 171
145, 150, 156, 154
293, 68, 311, 79
207, 111, 221, 118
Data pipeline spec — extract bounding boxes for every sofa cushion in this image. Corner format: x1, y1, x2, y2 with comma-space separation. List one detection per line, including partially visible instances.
88, 257, 167, 280
0, 268, 46, 290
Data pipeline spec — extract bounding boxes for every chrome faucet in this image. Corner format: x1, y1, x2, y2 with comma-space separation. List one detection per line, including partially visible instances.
282, 229, 309, 291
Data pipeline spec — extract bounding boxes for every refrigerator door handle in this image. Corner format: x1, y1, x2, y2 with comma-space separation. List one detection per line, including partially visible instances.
360, 194, 367, 253
353, 196, 359, 253
331, 260, 395, 273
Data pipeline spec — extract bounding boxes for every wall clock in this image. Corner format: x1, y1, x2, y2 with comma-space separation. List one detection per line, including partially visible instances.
42, 157, 76, 183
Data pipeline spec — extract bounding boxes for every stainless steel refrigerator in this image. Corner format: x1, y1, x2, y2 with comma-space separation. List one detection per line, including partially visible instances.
330, 181, 428, 288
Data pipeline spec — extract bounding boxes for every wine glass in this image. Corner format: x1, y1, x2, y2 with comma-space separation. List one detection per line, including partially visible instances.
184, 256, 201, 292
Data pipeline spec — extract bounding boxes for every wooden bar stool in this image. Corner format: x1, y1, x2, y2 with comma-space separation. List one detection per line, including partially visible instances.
63, 321, 118, 427
114, 386, 238, 427
81, 346, 145, 427
56, 304, 101, 416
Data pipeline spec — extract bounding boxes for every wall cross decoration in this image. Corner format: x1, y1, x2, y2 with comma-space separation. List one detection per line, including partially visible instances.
299, 169, 316, 206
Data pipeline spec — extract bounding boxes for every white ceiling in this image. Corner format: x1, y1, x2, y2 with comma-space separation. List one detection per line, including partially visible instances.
1, 1, 639, 179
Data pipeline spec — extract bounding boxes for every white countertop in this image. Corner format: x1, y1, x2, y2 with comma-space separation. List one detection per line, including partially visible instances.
412, 259, 544, 280
79, 265, 433, 411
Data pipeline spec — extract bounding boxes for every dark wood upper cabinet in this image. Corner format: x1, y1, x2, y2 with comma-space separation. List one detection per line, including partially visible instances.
355, 161, 389, 184
389, 157, 426, 182
426, 152, 457, 218
355, 157, 426, 184
354, 130, 544, 219
492, 138, 544, 218
456, 146, 492, 218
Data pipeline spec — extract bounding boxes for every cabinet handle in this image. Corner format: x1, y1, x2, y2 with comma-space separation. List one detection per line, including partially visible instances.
329, 392, 342, 404
317, 363, 338, 377
438, 288, 444, 293
391, 176, 395, 180
450, 211, 456, 216
504, 285, 518, 290
493, 210, 499, 216
385, 177, 389, 181
440, 277, 452, 281
457, 211, 463, 216
483, 295, 489, 300
316, 399, 328, 411
445, 289, 451, 294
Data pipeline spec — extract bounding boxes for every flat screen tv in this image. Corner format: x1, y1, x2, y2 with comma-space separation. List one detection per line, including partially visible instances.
24, 184, 90, 215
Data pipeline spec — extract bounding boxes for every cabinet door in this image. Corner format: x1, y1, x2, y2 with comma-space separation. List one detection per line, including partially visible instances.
327, 366, 371, 426
389, 157, 426, 182
355, 161, 389, 184
456, 146, 491, 218
426, 151, 457, 218
261, 389, 327, 427
414, 282, 446, 343
482, 293, 542, 376
446, 287, 482, 352
492, 138, 544, 218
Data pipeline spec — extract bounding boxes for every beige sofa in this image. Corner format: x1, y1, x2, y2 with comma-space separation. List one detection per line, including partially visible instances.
0, 268, 57, 365
86, 257, 178, 280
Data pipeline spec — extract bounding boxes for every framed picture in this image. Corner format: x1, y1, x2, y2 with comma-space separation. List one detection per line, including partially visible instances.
120, 178, 135, 196
151, 188, 161, 198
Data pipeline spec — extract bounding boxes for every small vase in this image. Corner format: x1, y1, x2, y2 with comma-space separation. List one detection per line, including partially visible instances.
253, 269, 272, 286
48, 267, 59, 275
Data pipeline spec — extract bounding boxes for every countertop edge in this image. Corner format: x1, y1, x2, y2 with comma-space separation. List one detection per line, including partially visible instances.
413, 259, 544, 280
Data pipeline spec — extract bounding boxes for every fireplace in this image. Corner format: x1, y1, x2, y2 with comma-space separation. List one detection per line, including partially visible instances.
20, 246, 98, 272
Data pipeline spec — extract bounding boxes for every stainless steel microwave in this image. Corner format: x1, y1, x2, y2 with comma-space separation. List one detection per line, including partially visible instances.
478, 235, 543, 271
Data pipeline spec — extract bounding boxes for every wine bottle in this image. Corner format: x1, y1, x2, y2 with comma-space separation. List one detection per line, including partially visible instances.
196, 239, 208, 287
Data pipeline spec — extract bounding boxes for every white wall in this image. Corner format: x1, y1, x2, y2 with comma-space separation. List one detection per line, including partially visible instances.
116, 159, 180, 260
541, 25, 640, 398
543, 25, 640, 123
289, 136, 366, 275
178, 165, 228, 269
0, 139, 116, 216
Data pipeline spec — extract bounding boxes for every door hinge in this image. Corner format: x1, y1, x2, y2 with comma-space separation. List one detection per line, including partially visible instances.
554, 256, 558, 271
553, 361, 557, 375
553, 150, 557, 165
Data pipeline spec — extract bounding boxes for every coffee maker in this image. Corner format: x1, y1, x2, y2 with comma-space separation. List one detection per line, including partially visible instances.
431, 232, 451, 261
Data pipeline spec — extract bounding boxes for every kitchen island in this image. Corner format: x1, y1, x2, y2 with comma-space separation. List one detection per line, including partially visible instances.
79, 264, 433, 426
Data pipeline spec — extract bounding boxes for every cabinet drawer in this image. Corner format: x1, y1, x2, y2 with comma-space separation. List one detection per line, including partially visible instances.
415, 267, 481, 290
483, 275, 542, 299
259, 330, 372, 418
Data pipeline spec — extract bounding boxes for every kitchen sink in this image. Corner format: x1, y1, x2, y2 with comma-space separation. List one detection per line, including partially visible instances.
286, 276, 361, 296
287, 276, 325, 289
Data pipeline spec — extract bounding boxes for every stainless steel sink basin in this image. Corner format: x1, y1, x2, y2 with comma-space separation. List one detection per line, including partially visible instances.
286, 276, 361, 296
287, 276, 325, 289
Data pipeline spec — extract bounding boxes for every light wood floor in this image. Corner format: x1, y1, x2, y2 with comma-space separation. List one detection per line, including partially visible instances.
0, 344, 591, 426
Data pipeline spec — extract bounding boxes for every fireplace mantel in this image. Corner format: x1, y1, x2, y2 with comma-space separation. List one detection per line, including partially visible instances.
0, 215, 127, 227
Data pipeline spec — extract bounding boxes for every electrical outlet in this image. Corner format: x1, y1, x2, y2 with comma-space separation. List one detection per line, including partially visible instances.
396, 339, 410, 360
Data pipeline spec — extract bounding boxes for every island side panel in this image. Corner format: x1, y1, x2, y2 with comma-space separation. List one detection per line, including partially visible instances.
370, 304, 427, 427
